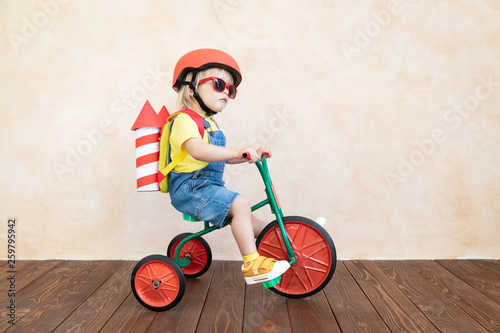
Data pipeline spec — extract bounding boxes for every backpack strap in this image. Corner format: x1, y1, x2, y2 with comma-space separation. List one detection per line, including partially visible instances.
168, 109, 205, 139
158, 110, 206, 177
159, 150, 188, 176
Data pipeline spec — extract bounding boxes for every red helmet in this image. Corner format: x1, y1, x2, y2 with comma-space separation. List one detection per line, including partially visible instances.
172, 48, 242, 92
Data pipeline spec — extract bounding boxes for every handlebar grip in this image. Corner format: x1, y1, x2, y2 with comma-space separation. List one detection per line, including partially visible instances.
243, 152, 270, 160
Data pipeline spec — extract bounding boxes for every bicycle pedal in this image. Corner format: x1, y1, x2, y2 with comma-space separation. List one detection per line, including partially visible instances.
262, 276, 281, 289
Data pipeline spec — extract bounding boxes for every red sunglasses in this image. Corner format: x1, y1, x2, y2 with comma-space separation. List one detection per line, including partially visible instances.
198, 77, 237, 99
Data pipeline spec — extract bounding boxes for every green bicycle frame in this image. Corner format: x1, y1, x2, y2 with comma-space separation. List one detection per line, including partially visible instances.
173, 155, 297, 268
253, 156, 297, 264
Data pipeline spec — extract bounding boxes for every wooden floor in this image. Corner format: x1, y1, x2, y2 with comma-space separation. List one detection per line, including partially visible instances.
1, 260, 499, 332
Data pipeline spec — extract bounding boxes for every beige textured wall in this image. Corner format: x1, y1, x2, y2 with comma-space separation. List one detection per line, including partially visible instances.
1, 0, 499, 260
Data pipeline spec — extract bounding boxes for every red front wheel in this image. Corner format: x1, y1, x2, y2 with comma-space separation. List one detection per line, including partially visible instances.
131, 255, 185, 311
256, 216, 336, 298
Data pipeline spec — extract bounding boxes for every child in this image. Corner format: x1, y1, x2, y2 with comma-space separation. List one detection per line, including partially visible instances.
167, 48, 290, 284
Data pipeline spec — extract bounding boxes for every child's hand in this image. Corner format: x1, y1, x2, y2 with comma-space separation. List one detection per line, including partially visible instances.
239, 148, 259, 163
257, 146, 272, 160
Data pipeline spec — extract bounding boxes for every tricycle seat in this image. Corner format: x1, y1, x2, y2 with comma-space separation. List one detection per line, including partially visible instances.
183, 213, 200, 222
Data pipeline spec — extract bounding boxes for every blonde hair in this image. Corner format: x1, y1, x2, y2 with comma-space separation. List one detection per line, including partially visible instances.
176, 68, 228, 110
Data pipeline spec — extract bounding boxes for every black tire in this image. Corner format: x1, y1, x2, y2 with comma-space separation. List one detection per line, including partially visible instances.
256, 216, 336, 298
167, 233, 212, 278
131, 254, 185, 311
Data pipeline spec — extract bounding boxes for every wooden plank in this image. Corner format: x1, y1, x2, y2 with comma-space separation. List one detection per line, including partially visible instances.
0, 261, 62, 302
99, 293, 157, 333
195, 261, 245, 333
52, 261, 135, 333
437, 260, 500, 303
376, 260, 489, 333
1, 259, 497, 333
147, 264, 216, 333
15, 261, 63, 290
243, 283, 291, 333
0, 261, 33, 292
408, 260, 500, 332
469, 260, 500, 279
0, 261, 33, 302
323, 262, 390, 333
286, 291, 341, 333
4, 260, 123, 333
0, 260, 93, 332
344, 260, 439, 333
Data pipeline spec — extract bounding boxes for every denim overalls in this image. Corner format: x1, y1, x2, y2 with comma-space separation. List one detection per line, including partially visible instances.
169, 119, 239, 228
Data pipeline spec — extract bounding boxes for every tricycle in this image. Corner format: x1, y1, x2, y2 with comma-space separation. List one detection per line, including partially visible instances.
131, 154, 337, 311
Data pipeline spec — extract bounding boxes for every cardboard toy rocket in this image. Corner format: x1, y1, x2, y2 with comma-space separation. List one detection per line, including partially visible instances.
158, 105, 170, 126
131, 101, 168, 192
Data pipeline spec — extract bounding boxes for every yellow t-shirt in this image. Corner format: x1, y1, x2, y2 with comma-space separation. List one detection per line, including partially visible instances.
169, 112, 219, 173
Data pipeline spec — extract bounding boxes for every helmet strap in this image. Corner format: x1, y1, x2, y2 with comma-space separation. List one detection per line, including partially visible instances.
183, 69, 216, 117
192, 91, 217, 117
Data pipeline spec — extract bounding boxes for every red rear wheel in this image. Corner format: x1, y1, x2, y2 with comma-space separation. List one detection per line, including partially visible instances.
256, 216, 336, 298
167, 233, 212, 278
131, 255, 185, 311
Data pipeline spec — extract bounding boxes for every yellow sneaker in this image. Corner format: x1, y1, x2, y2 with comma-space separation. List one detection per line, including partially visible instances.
242, 256, 290, 285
